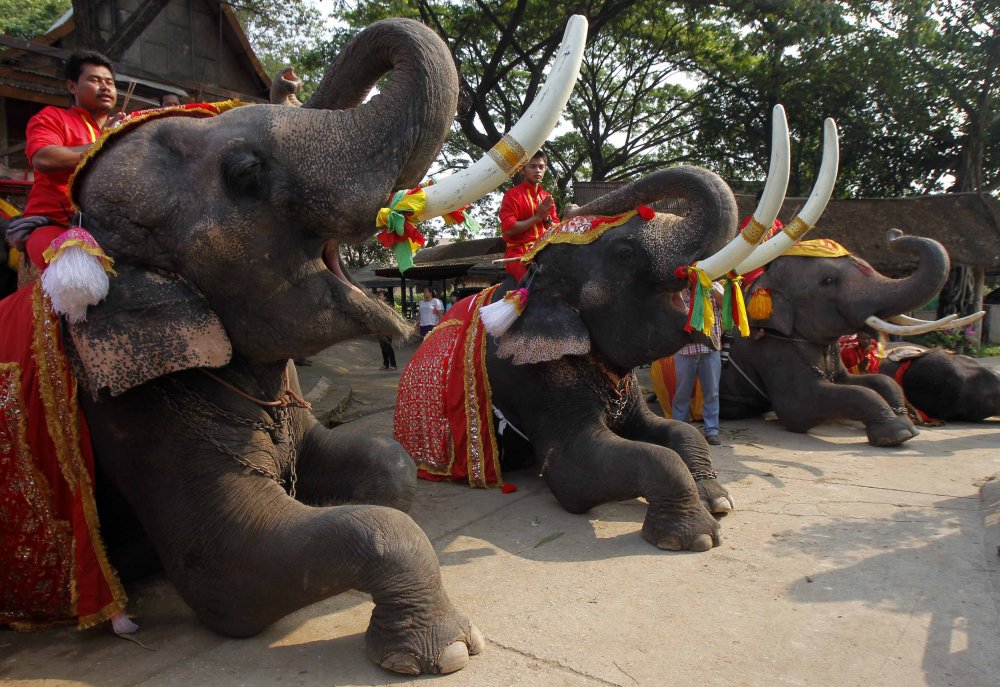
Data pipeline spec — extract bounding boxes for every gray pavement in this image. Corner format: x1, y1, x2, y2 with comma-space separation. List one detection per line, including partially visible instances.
2, 343, 998, 687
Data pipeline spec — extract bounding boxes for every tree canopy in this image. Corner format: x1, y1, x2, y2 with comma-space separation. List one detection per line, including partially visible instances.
241, 0, 994, 213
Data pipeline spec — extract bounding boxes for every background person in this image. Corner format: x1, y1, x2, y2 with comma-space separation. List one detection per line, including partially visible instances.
672, 286, 725, 445
418, 287, 443, 338
498, 150, 559, 282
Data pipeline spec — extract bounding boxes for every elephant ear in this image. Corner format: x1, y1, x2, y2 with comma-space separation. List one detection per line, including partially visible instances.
495, 292, 590, 365
68, 263, 232, 396
746, 272, 794, 337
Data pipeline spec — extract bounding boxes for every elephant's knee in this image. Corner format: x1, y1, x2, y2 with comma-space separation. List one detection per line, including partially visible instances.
361, 439, 417, 511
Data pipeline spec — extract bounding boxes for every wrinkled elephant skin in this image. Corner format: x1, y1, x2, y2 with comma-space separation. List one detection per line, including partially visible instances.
878, 346, 1000, 422
719, 233, 951, 446
42, 19, 480, 674
459, 167, 740, 550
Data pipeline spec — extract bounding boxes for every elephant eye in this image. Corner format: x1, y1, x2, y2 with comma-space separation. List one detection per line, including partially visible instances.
821, 276, 836, 286
610, 241, 634, 261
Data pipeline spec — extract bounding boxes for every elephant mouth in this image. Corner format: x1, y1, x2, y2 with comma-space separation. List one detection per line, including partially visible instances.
322, 239, 363, 294
668, 290, 687, 314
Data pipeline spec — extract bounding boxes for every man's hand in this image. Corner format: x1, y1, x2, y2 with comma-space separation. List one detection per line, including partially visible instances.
537, 196, 554, 219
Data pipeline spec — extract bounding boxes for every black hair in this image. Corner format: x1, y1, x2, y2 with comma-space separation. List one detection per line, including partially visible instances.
529, 149, 549, 165
65, 50, 114, 82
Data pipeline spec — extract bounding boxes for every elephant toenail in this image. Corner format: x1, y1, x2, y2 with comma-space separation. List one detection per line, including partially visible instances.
437, 641, 470, 674
380, 652, 421, 675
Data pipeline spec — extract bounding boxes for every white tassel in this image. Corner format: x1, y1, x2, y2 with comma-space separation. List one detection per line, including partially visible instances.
480, 288, 528, 336
111, 610, 139, 634
41, 243, 110, 323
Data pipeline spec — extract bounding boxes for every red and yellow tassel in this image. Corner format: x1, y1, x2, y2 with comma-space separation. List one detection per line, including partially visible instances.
375, 187, 428, 272
674, 264, 715, 337
747, 288, 773, 320
721, 272, 750, 336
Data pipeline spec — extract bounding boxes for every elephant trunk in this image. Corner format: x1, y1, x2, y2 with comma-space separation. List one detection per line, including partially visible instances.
866, 230, 951, 321
573, 166, 738, 281
270, 19, 459, 243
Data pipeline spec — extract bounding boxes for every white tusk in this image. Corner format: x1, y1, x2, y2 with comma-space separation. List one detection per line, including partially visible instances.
697, 105, 790, 279
865, 315, 951, 336
944, 311, 985, 329
887, 314, 957, 328
417, 16, 588, 220
733, 117, 839, 275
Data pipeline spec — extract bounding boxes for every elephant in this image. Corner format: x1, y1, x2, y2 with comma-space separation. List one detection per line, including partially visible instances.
397, 168, 738, 552
876, 345, 1000, 422
718, 230, 953, 446
396, 105, 838, 552
0, 16, 588, 675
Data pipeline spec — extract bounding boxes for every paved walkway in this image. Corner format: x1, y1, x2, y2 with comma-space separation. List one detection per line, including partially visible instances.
3, 343, 998, 686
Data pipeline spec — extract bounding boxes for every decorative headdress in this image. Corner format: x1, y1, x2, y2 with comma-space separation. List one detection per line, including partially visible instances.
480, 206, 653, 337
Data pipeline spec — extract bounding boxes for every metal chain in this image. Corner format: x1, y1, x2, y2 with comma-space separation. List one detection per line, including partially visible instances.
690, 468, 719, 481
155, 379, 298, 496
163, 377, 287, 438
605, 371, 636, 422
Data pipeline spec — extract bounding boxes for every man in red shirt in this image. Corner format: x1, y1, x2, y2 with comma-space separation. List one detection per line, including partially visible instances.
11, 50, 117, 269
498, 150, 559, 282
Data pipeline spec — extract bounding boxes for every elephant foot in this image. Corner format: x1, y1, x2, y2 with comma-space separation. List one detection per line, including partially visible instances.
641, 504, 721, 551
866, 416, 919, 447
366, 610, 484, 675
696, 477, 734, 515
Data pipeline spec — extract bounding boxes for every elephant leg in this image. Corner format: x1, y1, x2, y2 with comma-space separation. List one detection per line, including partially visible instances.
619, 405, 733, 514
142, 473, 481, 675
837, 372, 909, 412
539, 428, 720, 551
770, 379, 917, 446
293, 421, 416, 511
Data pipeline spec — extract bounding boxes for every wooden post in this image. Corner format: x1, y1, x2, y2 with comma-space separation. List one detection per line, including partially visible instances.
972, 266, 985, 347
399, 276, 407, 318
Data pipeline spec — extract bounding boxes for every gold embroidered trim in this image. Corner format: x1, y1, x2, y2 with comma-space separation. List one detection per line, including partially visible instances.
461, 285, 501, 487
520, 211, 638, 263
31, 284, 85, 489
426, 318, 463, 339
29, 284, 127, 626
741, 218, 769, 244
487, 134, 527, 177
782, 216, 813, 241
0, 361, 75, 626
68, 101, 247, 211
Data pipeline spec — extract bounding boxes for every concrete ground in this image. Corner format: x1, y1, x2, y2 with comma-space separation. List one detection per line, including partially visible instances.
2, 339, 998, 687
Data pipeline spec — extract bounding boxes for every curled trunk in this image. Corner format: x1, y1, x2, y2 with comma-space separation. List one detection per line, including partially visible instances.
573, 166, 738, 281
867, 232, 951, 320
270, 19, 459, 242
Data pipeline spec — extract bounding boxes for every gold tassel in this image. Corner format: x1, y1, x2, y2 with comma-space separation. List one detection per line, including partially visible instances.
747, 288, 773, 320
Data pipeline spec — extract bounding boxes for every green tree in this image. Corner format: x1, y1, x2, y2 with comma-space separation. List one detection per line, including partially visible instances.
0, 0, 70, 38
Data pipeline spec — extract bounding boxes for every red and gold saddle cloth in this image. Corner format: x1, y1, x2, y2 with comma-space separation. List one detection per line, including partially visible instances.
0, 283, 126, 629
394, 285, 504, 488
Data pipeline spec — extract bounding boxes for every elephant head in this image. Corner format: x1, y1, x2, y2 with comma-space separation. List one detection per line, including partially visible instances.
746, 230, 951, 344
66, 17, 588, 395
494, 106, 840, 371
496, 166, 740, 369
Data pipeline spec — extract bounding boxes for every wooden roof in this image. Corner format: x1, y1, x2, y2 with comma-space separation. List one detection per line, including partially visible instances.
736, 193, 1000, 273
375, 237, 507, 281
0, 0, 270, 111
575, 181, 1000, 273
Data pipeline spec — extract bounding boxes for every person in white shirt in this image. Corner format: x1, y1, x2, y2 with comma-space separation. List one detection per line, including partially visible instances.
418, 288, 444, 339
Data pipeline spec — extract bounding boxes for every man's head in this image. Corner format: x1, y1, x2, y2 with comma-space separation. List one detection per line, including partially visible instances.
521, 150, 549, 185
423, 288, 433, 300
160, 93, 182, 108
65, 51, 116, 115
